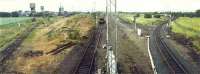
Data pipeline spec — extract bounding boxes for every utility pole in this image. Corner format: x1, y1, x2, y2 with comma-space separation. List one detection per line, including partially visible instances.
115, 0, 117, 13
93, 1, 97, 27
106, 0, 109, 44
106, 0, 109, 73
109, 0, 112, 15
134, 16, 137, 30
114, 0, 118, 64
168, 15, 171, 27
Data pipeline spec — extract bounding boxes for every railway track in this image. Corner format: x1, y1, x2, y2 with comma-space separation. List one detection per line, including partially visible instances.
0, 24, 37, 64
72, 24, 103, 74
151, 24, 189, 74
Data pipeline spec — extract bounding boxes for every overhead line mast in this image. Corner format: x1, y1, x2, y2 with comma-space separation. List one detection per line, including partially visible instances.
106, 0, 118, 74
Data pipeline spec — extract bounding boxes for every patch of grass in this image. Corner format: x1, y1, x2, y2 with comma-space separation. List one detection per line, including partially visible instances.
0, 17, 57, 51
0, 19, 32, 51
119, 13, 167, 25
0, 17, 31, 25
172, 17, 200, 52
172, 17, 200, 37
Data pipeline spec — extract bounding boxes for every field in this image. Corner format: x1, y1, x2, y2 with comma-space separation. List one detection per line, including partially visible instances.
3, 14, 95, 73
0, 17, 32, 51
171, 17, 200, 51
0, 17, 31, 25
119, 13, 167, 25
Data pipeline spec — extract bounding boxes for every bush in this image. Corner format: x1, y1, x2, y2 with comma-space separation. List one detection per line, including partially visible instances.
154, 14, 161, 18
144, 14, 152, 18
135, 14, 140, 17
68, 30, 80, 40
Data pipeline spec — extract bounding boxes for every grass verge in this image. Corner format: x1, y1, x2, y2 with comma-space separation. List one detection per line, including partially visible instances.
171, 17, 200, 52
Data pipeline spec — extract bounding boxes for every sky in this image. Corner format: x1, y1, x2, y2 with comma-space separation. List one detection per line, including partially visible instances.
0, 0, 200, 12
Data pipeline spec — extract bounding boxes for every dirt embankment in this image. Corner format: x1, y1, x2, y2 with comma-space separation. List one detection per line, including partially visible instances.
169, 30, 200, 71
2, 14, 95, 74
116, 23, 153, 74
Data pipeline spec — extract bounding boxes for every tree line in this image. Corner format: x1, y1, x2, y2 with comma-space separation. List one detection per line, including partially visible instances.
142, 9, 200, 18
0, 11, 21, 17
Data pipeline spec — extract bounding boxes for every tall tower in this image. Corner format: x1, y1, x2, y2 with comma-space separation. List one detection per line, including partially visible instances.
58, 5, 64, 16
41, 6, 44, 12
30, 3, 36, 16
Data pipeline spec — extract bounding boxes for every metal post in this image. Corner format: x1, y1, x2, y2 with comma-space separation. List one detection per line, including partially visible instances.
169, 15, 171, 27
134, 16, 137, 30
106, 0, 109, 73
114, 0, 118, 64
115, 0, 117, 13
106, 0, 109, 44
146, 36, 157, 74
110, 0, 112, 12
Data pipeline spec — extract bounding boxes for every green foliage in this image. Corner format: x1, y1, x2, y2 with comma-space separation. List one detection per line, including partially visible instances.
196, 9, 200, 17
172, 17, 200, 51
144, 14, 152, 18
154, 14, 161, 18
0, 12, 11, 17
68, 30, 80, 40
119, 13, 166, 25
36, 18, 45, 24
11, 11, 19, 17
135, 14, 140, 17
172, 17, 200, 38
0, 18, 32, 50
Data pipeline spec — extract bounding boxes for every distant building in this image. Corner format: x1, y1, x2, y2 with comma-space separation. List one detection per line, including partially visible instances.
41, 6, 44, 12
18, 10, 23, 16
24, 11, 31, 16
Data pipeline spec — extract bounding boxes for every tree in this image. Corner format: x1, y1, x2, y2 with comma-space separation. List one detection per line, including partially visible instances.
0, 12, 11, 17
11, 11, 19, 17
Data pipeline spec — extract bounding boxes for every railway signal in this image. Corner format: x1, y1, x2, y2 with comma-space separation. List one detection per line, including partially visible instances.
41, 6, 44, 12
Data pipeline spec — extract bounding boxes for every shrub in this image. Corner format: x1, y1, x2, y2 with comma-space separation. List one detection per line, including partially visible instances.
135, 14, 140, 17
154, 14, 161, 18
68, 30, 80, 40
144, 14, 152, 18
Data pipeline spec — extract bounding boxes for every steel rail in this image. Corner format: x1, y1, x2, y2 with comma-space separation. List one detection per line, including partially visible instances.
152, 24, 188, 74
72, 25, 102, 74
